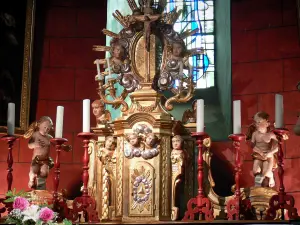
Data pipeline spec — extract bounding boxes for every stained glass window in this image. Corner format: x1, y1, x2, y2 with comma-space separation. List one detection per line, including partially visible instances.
164, 0, 215, 89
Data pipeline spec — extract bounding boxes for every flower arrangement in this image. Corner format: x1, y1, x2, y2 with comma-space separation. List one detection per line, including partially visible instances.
5, 189, 72, 225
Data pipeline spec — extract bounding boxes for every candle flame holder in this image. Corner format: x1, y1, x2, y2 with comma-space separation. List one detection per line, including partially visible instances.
226, 133, 252, 220
0, 135, 18, 192
50, 137, 68, 219
182, 132, 214, 221
266, 128, 300, 220
68, 132, 99, 222
97, 78, 129, 112
0, 135, 18, 215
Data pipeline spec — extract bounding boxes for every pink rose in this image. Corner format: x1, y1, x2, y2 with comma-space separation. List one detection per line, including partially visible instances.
39, 207, 54, 222
13, 197, 29, 211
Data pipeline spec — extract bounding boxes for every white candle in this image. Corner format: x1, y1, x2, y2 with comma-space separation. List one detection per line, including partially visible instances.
196, 99, 204, 132
106, 58, 111, 78
7, 103, 15, 135
233, 100, 241, 134
83, 99, 90, 132
275, 94, 284, 128
55, 106, 64, 138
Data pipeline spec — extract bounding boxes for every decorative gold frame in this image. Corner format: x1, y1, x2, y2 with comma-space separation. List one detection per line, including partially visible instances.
0, 0, 36, 135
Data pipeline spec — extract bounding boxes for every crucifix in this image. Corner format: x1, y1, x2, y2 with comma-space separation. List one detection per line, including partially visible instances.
133, 13, 160, 82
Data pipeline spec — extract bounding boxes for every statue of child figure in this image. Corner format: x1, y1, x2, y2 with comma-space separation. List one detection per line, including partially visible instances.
171, 135, 185, 167
246, 112, 278, 188
24, 116, 71, 189
99, 136, 117, 164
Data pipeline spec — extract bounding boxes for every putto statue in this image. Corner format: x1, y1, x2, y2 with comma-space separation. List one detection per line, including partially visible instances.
246, 112, 278, 187
94, 40, 131, 75
182, 100, 197, 124
98, 136, 117, 164
24, 116, 71, 190
171, 135, 186, 220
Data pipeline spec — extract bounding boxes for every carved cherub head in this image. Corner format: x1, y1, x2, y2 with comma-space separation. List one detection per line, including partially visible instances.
171, 41, 186, 59
126, 133, 141, 148
105, 136, 116, 151
92, 100, 105, 118
172, 135, 183, 150
145, 133, 159, 148
254, 111, 270, 133
38, 116, 53, 136
246, 111, 271, 140
24, 116, 53, 139
110, 40, 126, 61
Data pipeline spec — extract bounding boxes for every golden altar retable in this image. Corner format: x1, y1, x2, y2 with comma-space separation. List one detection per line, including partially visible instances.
85, 0, 277, 222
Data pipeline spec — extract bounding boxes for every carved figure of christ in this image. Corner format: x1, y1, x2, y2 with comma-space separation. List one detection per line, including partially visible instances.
133, 14, 160, 82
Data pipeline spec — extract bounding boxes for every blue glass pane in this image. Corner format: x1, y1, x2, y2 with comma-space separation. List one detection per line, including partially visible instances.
164, 0, 215, 88
203, 54, 210, 72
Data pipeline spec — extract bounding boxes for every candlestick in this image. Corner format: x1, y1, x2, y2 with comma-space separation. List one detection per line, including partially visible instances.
266, 128, 300, 220
55, 106, 64, 138
0, 135, 18, 191
82, 99, 90, 132
50, 138, 68, 206
196, 99, 204, 132
233, 100, 241, 134
183, 132, 214, 221
275, 94, 284, 128
226, 134, 252, 220
7, 103, 15, 135
106, 58, 111, 78
70, 132, 99, 222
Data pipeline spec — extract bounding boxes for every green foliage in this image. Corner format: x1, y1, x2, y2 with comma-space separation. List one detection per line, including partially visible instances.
63, 218, 73, 225
4, 188, 30, 203
5, 216, 21, 224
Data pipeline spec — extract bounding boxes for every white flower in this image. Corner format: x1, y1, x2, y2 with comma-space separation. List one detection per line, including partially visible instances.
22, 205, 39, 222
10, 209, 22, 219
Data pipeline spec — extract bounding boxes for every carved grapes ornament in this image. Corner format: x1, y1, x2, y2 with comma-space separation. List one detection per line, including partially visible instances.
131, 166, 152, 213
132, 175, 151, 204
